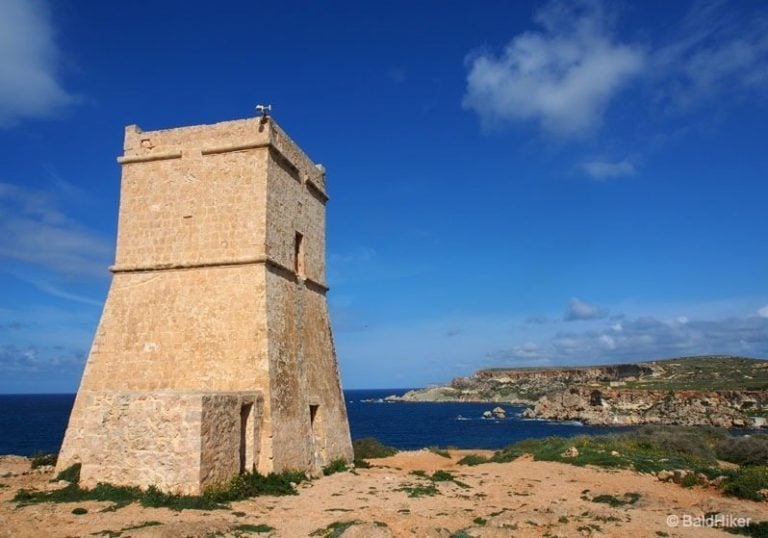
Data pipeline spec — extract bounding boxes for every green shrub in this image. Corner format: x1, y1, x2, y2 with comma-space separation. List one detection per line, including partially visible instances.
204, 469, 307, 503
309, 520, 361, 537
430, 470, 455, 482
681, 473, 698, 488
322, 458, 349, 476
141, 485, 225, 511
71, 507, 87, 515
723, 466, 768, 501
123, 521, 162, 530
232, 523, 274, 533
397, 483, 439, 497
716, 436, 768, 466
13, 482, 142, 509
55, 463, 81, 484
457, 454, 489, 466
352, 437, 397, 460
486, 429, 724, 474
591, 492, 641, 507
428, 446, 451, 459
30, 453, 57, 469
14, 468, 307, 511
726, 521, 768, 537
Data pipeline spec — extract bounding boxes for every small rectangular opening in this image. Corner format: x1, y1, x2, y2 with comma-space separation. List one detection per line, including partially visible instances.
294, 232, 305, 277
309, 404, 319, 429
239, 403, 254, 474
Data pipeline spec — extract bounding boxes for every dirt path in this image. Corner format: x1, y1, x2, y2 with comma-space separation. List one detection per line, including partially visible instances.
1, 452, 765, 537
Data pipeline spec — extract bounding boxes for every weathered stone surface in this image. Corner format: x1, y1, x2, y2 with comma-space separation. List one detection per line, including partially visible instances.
526, 387, 768, 427
57, 116, 353, 493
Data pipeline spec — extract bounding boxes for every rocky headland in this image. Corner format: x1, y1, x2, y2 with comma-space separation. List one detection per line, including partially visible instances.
390, 356, 768, 428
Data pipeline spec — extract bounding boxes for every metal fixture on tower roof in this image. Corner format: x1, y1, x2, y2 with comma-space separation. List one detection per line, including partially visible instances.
256, 104, 271, 123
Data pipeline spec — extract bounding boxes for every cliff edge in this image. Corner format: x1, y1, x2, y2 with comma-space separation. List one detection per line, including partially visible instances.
392, 356, 768, 428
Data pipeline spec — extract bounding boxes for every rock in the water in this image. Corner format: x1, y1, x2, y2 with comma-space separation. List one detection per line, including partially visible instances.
482, 410, 493, 418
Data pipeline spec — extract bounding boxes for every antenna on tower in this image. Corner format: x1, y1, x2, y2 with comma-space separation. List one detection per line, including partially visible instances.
256, 104, 271, 124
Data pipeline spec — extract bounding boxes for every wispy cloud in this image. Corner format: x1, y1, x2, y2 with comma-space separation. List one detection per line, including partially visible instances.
549, 315, 768, 362
0, 182, 112, 280
654, 0, 768, 110
0, 343, 85, 374
564, 297, 607, 321
19, 277, 102, 306
462, 0, 645, 137
758, 305, 768, 318
581, 158, 637, 180
0, 0, 76, 126
337, 297, 768, 387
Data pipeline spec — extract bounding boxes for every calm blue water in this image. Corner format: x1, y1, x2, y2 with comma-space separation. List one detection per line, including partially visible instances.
0, 390, 627, 456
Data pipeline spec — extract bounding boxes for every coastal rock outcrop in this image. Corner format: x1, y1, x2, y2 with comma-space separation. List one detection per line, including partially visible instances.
391, 356, 768, 428
522, 387, 768, 428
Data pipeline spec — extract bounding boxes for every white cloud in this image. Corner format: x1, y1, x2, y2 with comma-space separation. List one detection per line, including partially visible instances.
581, 159, 637, 180
549, 315, 768, 362
564, 297, 607, 321
462, 0, 645, 137
0, 0, 75, 126
758, 305, 768, 318
0, 181, 112, 279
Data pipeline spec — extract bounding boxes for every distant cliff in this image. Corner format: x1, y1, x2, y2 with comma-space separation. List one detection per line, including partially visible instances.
390, 356, 768, 428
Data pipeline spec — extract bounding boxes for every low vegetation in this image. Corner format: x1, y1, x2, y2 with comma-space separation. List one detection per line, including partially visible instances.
623, 356, 768, 391
29, 453, 57, 469
716, 435, 768, 466
427, 446, 452, 459
458, 426, 768, 501
722, 466, 768, 502
727, 521, 768, 538
309, 520, 388, 538
352, 436, 397, 467
589, 492, 641, 507
396, 482, 439, 497
14, 463, 307, 511
322, 458, 349, 476
352, 437, 398, 459
231, 523, 274, 534
55, 462, 81, 483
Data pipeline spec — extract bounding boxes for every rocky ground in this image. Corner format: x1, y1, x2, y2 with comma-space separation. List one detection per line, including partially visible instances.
1, 452, 765, 537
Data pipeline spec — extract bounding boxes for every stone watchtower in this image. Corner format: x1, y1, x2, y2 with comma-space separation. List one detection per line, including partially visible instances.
56, 115, 353, 494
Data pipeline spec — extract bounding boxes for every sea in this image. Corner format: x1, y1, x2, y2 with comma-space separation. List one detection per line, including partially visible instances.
0, 389, 629, 456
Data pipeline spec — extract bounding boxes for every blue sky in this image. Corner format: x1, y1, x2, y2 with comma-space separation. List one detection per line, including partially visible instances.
0, 0, 767, 392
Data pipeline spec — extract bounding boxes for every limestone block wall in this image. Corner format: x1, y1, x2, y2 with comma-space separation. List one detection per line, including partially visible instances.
68, 391, 261, 495
199, 393, 263, 488
114, 150, 268, 269
303, 290, 353, 463
66, 266, 269, 392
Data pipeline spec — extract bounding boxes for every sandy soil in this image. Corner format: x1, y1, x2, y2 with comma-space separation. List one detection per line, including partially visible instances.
1, 451, 765, 537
